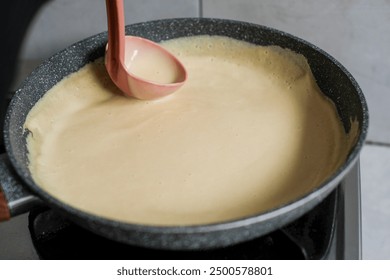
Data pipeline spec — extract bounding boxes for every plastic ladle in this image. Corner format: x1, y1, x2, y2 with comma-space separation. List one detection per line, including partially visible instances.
105, 0, 187, 99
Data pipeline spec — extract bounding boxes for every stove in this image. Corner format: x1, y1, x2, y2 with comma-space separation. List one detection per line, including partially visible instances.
0, 162, 361, 260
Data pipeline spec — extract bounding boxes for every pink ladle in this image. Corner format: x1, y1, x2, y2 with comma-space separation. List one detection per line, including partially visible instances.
105, 0, 187, 99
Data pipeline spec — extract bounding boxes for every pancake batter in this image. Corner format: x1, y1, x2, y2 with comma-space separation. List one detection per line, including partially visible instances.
24, 35, 357, 226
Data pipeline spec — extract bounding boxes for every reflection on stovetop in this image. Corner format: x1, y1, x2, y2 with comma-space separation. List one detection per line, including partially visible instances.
28, 188, 338, 260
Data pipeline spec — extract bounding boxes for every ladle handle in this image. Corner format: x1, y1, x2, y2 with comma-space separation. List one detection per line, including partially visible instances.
105, 0, 126, 79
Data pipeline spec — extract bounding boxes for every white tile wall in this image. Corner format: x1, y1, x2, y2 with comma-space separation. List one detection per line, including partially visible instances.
20, 0, 200, 60
361, 145, 390, 259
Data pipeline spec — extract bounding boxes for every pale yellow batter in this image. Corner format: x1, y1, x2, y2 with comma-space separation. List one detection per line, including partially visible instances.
24, 35, 357, 226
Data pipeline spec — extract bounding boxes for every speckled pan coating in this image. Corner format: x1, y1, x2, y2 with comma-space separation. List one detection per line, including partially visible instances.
2, 18, 368, 250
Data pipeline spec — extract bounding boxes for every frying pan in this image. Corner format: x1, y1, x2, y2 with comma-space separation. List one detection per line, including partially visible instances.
0, 18, 368, 250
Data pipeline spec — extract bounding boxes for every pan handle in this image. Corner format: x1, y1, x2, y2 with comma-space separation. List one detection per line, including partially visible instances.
0, 154, 42, 221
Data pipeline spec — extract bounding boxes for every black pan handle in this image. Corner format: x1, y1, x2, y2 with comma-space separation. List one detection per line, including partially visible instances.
0, 154, 42, 221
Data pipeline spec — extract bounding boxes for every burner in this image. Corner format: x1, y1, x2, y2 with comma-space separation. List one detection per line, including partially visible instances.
28, 188, 338, 260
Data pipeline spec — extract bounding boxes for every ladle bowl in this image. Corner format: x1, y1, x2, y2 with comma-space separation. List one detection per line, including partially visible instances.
105, 0, 187, 99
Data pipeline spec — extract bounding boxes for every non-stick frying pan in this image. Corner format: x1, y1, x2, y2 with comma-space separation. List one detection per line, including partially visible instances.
0, 18, 368, 250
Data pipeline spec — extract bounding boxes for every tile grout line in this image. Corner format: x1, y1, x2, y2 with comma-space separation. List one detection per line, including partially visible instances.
365, 141, 390, 148
198, 0, 203, 17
